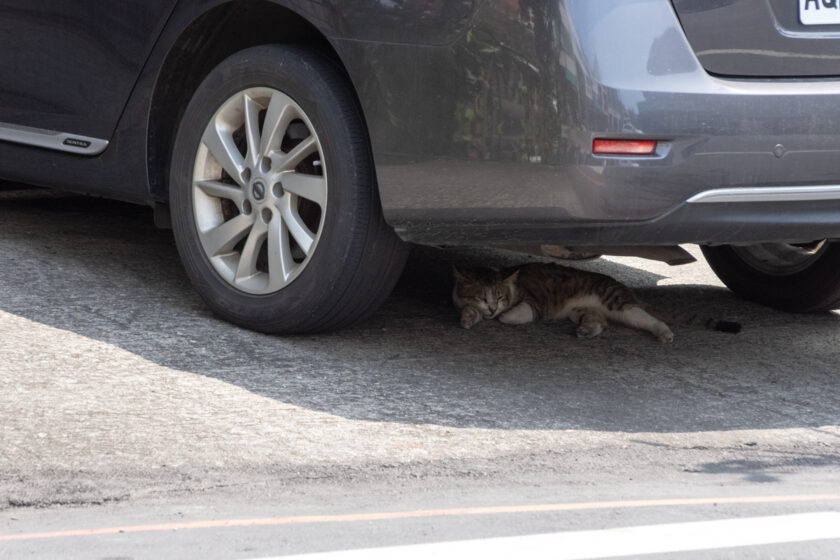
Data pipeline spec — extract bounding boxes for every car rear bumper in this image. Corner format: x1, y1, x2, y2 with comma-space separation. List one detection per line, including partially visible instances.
388, 195, 840, 246
339, 0, 840, 246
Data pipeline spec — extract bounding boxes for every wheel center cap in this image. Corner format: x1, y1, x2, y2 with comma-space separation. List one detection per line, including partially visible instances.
251, 180, 266, 201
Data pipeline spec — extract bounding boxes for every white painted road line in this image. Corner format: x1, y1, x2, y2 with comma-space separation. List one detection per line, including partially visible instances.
262, 512, 840, 560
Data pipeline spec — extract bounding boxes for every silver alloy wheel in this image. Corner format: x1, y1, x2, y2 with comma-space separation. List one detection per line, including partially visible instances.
192, 87, 327, 294
732, 241, 827, 276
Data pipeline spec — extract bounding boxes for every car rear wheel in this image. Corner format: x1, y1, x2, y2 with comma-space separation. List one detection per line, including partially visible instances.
701, 241, 840, 312
169, 45, 408, 333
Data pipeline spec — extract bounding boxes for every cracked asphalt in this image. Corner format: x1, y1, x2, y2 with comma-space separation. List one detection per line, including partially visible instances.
0, 186, 839, 558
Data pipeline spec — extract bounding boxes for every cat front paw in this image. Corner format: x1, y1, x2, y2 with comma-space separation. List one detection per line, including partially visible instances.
656, 328, 674, 344
460, 307, 482, 329
576, 322, 604, 338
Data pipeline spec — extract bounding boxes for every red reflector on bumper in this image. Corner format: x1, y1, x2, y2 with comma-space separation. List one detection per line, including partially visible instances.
593, 139, 657, 155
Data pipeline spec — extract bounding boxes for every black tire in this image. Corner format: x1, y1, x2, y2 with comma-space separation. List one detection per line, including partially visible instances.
701, 242, 840, 312
169, 45, 408, 334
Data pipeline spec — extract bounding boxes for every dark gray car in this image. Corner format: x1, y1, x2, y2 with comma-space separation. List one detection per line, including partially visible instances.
1, 0, 839, 331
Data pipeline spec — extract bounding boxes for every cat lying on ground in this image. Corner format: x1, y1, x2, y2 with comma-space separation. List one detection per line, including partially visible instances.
453, 263, 741, 343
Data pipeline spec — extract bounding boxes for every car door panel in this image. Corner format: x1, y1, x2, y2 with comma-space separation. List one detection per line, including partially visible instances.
0, 0, 177, 141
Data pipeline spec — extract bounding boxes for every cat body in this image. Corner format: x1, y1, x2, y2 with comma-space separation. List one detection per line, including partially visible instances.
453, 263, 740, 343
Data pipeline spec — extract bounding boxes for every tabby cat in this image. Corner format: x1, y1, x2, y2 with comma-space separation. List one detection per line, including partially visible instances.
452, 263, 740, 343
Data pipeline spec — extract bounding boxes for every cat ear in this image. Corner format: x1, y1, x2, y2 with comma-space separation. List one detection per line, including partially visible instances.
503, 269, 520, 284
452, 266, 472, 282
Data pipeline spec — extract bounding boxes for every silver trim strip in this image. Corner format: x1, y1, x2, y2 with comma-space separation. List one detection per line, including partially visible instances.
686, 185, 840, 204
0, 122, 108, 155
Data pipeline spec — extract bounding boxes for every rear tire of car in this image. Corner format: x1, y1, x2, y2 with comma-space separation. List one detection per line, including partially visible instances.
701, 242, 840, 312
169, 45, 408, 334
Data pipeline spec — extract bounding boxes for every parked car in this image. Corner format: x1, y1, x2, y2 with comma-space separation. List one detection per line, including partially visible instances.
3, 0, 840, 333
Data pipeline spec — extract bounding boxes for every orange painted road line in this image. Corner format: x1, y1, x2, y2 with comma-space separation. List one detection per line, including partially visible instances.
3, 494, 840, 542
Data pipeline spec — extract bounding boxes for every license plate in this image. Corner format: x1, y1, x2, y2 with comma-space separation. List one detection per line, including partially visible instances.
800, 0, 840, 25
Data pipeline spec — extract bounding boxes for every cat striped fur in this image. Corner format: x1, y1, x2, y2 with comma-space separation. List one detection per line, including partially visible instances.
452, 263, 741, 343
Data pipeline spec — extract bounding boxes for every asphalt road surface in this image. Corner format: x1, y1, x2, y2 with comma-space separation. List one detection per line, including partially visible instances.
0, 187, 838, 559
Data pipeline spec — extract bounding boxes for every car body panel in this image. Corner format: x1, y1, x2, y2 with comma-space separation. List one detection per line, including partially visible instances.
320, 0, 479, 45
0, 0, 177, 140
340, 0, 840, 244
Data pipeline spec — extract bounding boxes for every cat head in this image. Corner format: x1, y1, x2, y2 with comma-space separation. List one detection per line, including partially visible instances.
452, 266, 519, 319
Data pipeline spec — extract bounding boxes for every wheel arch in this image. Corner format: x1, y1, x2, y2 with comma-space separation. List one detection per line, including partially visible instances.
146, 1, 355, 203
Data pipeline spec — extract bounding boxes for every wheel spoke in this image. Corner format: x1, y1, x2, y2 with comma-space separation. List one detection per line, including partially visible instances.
201, 213, 254, 256
235, 219, 267, 282
202, 120, 245, 185
281, 172, 326, 207
277, 136, 318, 172
243, 93, 263, 168
280, 198, 315, 255
196, 180, 245, 208
259, 91, 297, 159
192, 86, 327, 295
267, 213, 293, 284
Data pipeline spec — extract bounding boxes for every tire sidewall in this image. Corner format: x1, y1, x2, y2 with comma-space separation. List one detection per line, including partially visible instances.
702, 243, 840, 312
